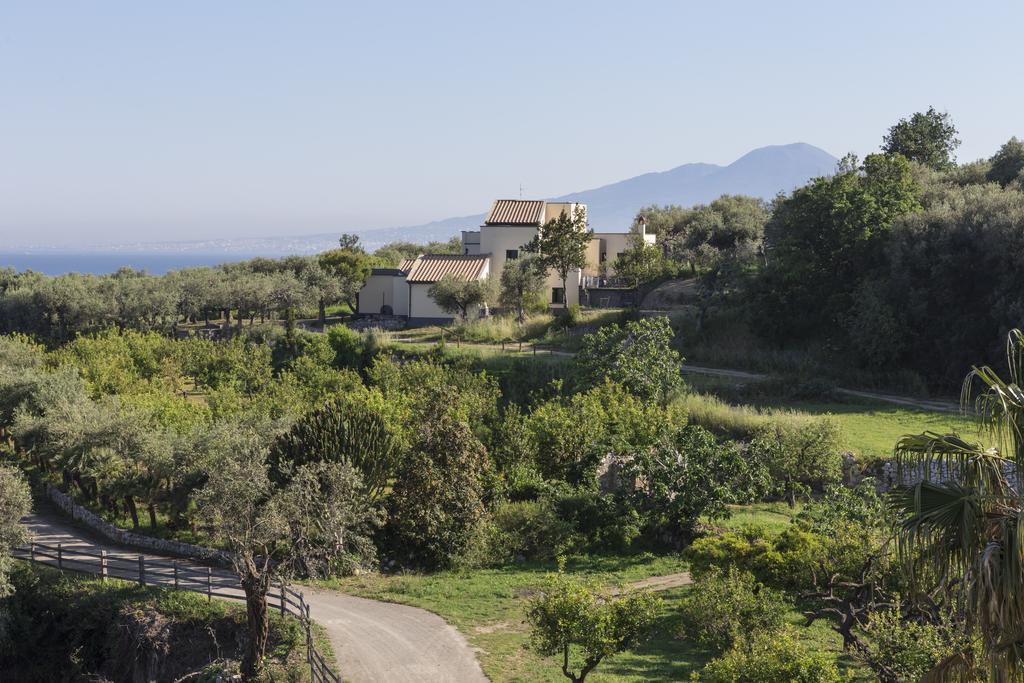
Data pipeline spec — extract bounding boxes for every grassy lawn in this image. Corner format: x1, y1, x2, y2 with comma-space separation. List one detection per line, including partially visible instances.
316, 552, 865, 681
713, 501, 803, 533
772, 399, 977, 462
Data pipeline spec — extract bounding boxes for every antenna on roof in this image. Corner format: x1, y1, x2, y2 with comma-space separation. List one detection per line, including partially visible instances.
519, 183, 524, 199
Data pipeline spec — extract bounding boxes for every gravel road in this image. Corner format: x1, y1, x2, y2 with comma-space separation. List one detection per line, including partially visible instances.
19, 510, 488, 683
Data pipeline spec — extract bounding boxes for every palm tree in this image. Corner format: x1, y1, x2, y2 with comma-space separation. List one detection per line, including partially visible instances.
892, 329, 1024, 680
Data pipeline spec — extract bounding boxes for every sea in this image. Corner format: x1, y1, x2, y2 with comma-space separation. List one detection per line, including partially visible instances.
0, 252, 266, 276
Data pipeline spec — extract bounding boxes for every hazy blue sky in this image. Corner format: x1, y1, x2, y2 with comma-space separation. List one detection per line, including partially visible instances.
2, 1, 1022, 246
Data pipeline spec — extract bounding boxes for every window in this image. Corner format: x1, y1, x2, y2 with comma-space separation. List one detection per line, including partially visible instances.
551, 287, 565, 304
505, 249, 519, 260
599, 251, 607, 263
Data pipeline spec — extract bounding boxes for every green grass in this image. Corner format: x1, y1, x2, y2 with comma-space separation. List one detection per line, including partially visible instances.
673, 389, 977, 463
778, 400, 976, 462
316, 553, 864, 681
713, 502, 803, 534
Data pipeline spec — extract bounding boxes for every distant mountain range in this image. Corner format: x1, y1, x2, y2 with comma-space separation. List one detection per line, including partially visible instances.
25, 143, 837, 256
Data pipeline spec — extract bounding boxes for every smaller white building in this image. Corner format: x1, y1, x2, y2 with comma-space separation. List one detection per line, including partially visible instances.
357, 253, 490, 324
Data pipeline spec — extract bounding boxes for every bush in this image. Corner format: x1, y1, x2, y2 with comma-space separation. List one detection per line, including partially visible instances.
327, 324, 364, 369
679, 567, 789, 653
858, 607, 974, 682
484, 499, 574, 564
694, 630, 843, 683
552, 490, 641, 554
685, 525, 820, 592
385, 404, 491, 570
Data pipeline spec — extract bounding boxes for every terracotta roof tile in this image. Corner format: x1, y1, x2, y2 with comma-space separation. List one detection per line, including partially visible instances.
484, 200, 546, 226
404, 254, 489, 284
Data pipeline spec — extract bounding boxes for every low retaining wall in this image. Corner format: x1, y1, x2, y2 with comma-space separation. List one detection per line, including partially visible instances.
45, 484, 234, 566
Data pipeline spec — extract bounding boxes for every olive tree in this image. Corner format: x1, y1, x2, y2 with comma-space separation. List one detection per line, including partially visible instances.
499, 256, 546, 322
195, 419, 379, 680
428, 275, 493, 321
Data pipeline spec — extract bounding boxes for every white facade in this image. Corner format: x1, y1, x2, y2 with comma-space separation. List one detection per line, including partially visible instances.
357, 199, 655, 324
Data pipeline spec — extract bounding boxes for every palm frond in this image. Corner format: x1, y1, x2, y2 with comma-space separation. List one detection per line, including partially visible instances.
962, 329, 1024, 467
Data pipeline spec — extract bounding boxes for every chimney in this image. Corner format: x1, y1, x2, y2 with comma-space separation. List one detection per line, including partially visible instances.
637, 214, 647, 238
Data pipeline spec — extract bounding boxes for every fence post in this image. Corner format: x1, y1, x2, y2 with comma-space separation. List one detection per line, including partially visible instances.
138, 555, 145, 586
57, 543, 63, 572
173, 561, 179, 590
279, 583, 286, 616
206, 567, 212, 602
100, 550, 107, 582
29, 541, 35, 563
533, 345, 536, 356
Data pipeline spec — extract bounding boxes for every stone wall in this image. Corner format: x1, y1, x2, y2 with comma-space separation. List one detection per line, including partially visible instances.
45, 484, 233, 566
868, 460, 1019, 492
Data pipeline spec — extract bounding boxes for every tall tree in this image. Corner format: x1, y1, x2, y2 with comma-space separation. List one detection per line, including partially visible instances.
574, 316, 682, 402
319, 248, 372, 314
523, 205, 593, 308
754, 153, 919, 342
882, 106, 961, 169
987, 137, 1024, 187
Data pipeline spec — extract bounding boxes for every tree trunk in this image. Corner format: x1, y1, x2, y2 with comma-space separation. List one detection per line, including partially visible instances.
319, 298, 327, 326
786, 480, 797, 508
125, 497, 140, 529
240, 567, 270, 680
148, 502, 158, 529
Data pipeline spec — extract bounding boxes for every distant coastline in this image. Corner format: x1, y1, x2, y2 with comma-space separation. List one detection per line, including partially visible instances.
0, 251, 265, 276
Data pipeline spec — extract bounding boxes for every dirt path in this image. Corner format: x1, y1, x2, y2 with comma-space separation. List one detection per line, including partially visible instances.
20, 510, 488, 683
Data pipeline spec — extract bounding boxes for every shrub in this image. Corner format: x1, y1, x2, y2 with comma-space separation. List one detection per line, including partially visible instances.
385, 403, 491, 570
679, 567, 789, 653
685, 525, 821, 592
694, 630, 843, 683
552, 490, 641, 554
484, 499, 574, 564
327, 324, 364, 369
858, 606, 974, 682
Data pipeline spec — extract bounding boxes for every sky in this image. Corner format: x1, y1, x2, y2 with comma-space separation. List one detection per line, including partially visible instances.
1, 1, 1022, 246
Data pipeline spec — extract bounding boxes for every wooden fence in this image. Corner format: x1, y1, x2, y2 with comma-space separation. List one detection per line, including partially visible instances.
12, 541, 340, 683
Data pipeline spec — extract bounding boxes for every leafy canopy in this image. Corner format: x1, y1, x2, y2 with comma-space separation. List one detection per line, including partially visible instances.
575, 316, 682, 402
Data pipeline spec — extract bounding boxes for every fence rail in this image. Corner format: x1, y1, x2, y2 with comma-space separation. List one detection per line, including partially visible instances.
13, 541, 340, 683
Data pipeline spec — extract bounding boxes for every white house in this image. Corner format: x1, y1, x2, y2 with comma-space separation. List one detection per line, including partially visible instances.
357, 199, 654, 325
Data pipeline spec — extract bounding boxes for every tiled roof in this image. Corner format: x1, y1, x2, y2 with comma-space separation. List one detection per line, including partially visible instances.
404, 254, 489, 284
484, 199, 546, 226
398, 257, 417, 273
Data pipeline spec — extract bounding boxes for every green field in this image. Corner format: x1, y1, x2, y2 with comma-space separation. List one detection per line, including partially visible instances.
318, 552, 865, 682
781, 400, 977, 461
